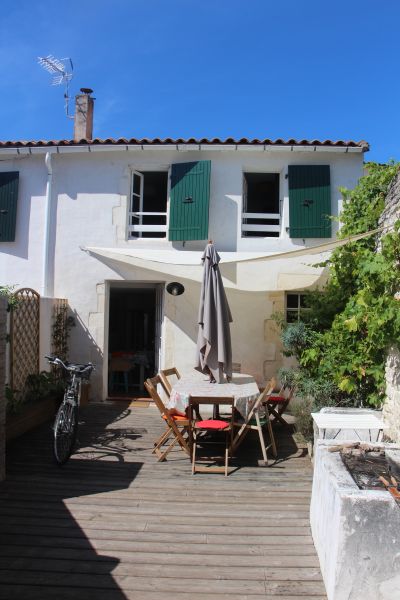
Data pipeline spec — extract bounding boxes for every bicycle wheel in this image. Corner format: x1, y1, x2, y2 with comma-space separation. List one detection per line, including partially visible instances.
53, 401, 78, 465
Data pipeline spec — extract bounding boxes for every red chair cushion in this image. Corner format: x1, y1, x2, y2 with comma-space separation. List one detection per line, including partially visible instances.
195, 419, 229, 430
268, 395, 286, 403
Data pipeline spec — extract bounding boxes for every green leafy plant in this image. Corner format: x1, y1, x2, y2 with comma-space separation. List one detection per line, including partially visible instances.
5, 385, 23, 415
0, 285, 20, 312
25, 371, 64, 404
277, 368, 346, 441
6, 371, 64, 415
280, 321, 315, 359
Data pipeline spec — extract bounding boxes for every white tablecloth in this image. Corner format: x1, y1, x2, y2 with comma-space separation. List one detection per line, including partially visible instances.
168, 372, 259, 418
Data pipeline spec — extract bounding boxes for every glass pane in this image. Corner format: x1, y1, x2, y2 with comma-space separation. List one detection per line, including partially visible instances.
131, 194, 139, 212
286, 294, 298, 309
142, 172, 168, 212
133, 174, 141, 195
300, 295, 307, 308
142, 215, 166, 225
142, 231, 165, 238
286, 310, 298, 323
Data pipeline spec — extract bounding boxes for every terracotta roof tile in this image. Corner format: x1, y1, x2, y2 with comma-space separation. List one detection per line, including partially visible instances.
0, 137, 369, 150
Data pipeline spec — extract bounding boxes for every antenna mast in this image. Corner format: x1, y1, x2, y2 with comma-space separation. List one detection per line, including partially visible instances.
38, 55, 74, 119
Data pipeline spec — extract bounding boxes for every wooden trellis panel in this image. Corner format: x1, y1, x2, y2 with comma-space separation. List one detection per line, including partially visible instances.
10, 288, 40, 393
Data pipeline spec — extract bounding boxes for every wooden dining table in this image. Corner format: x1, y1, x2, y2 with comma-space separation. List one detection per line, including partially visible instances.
168, 371, 260, 419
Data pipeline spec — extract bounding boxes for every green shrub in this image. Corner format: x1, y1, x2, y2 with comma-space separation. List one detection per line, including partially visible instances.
278, 369, 353, 442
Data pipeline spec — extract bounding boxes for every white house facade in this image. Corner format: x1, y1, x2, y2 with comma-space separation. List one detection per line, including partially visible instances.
0, 91, 368, 400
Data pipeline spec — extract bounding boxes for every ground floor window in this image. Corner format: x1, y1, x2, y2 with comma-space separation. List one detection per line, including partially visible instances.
286, 292, 309, 322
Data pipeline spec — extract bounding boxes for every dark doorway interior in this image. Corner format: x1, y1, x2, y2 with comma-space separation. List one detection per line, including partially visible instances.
108, 287, 156, 398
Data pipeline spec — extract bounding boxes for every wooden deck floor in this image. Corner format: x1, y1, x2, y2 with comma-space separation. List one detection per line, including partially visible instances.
0, 402, 326, 600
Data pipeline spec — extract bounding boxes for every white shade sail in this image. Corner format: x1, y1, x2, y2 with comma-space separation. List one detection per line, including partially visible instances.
83, 227, 383, 292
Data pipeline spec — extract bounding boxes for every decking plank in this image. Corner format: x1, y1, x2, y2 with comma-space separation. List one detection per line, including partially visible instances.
0, 558, 323, 581
0, 585, 328, 600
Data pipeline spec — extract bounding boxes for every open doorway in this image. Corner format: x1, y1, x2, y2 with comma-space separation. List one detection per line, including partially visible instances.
108, 285, 163, 398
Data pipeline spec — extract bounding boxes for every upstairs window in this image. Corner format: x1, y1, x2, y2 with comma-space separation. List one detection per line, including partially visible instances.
242, 173, 280, 238
128, 171, 168, 238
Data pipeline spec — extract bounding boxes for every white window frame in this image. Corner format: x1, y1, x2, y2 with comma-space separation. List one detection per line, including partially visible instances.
128, 170, 168, 238
241, 172, 281, 237
285, 292, 310, 322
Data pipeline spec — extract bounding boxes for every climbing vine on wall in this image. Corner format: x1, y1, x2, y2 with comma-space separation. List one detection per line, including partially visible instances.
52, 300, 75, 366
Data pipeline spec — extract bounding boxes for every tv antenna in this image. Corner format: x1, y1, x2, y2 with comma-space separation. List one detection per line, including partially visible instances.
38, 55, 74, 119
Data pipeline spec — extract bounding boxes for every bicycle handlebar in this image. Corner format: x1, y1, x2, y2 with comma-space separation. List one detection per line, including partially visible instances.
45, 355, 94, 376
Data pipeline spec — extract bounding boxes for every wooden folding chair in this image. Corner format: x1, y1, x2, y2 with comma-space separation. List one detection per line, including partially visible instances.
188, 396, 234, 476
213, 363, 240, 419
159, 367, 181, 396
265, 382, 296, 427
144, 376, 190, 462
231, 378, 277, 465
152, 369, 192, 449
161, 367, 203, 421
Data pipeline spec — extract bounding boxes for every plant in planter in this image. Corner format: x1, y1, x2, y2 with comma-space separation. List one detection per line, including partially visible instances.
278, 366, 345, 443
5, 385, 23, 416
6, 371, 64, 416
25, 371, 64, 405
6, 372, 65, 441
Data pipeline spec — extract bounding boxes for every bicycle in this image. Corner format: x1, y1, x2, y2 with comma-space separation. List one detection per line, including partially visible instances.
46, 355, 94, 465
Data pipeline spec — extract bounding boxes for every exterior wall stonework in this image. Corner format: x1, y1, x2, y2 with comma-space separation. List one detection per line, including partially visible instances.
379, 170, 400, 228
379, 171, 400, 442
384, 345, 400, 442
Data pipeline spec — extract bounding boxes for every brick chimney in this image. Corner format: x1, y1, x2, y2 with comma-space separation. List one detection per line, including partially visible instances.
73, 88, 94, 141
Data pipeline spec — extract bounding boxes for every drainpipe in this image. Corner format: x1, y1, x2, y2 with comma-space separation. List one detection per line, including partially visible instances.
43, 152, 53, 297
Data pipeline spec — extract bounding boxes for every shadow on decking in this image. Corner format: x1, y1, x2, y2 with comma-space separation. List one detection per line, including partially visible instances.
225, 422, 303, 470
0, 403, 143, 600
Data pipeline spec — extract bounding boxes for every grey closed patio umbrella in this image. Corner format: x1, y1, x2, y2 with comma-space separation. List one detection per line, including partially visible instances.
195, 242, 233, 383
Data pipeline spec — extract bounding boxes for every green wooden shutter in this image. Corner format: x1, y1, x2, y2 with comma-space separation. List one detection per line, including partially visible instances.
0, 172, 19, 242
288, 165, 331, 238
168, 161, 211, 241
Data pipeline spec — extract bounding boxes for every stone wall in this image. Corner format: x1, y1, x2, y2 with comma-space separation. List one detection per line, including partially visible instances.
379, 170, 400, 228
379, 170, 400, 442
0, 297, 7, 481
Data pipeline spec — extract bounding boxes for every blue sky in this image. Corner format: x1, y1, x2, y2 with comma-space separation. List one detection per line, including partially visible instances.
0, 0, 399, 162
